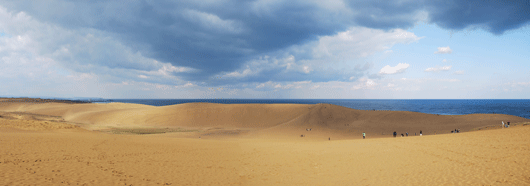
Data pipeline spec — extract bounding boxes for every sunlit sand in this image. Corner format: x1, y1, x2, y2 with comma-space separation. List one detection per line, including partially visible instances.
1, 98, 529, 185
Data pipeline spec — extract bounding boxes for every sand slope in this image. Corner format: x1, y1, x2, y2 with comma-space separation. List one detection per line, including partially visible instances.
0, 100, 527, 139
240, 125, 530, 185
1, 118, 529, 185
1, 99, 530, 185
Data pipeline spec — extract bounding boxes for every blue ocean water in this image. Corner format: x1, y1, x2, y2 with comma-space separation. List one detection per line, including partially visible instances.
94, 99, 530, 119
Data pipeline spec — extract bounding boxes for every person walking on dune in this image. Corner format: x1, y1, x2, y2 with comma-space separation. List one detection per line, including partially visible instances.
393, 131, 397, 138
363, 132, 366, 139
420, 130, 422, 136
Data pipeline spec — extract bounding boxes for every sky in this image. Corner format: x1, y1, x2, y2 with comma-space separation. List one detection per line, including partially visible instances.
0, 0, 529, 99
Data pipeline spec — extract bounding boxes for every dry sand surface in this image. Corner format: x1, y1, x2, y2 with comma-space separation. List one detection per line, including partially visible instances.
1, 98, 529, 185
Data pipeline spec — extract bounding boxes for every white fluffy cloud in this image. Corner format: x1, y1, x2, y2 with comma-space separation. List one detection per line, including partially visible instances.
379, 63, 410, 74
434, 46, 452, 54
312, 27, 422, 60
425, 66, 452, 72
222, 27, 421, 82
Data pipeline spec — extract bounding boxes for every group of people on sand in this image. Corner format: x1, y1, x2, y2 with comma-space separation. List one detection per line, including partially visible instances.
300, 127, 476, 140
392, 130, 422, 137
302, 128, 482, 140
299, 124, 510, 139
361, 130, 424, 139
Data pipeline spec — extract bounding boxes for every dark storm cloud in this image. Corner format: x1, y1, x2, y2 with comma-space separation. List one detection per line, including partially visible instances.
1, 0, 528, 83
426, 0, 530, 35
0, 0, 345, 81
345, 0, 427, 29
346, 0, 530, 34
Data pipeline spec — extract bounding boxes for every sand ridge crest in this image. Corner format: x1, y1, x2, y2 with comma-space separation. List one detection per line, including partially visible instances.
0, 99, 528, 139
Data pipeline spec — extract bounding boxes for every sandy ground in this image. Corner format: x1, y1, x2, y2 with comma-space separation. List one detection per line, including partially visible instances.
1, 99, 529, 185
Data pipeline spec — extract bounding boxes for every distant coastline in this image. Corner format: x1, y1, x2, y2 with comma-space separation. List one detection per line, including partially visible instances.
0, 97, 91, 104
94, 98, 530, 119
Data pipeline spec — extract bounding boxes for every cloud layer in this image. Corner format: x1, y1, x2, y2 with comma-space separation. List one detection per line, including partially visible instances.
1, 0, 527, 83
0, 0, 528, 98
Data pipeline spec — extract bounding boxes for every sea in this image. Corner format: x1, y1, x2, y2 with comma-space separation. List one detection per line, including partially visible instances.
90, 99, 530, 119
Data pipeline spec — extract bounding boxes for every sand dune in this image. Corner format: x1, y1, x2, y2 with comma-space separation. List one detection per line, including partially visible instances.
0, 100, 527, 139
1, 99, 530, 185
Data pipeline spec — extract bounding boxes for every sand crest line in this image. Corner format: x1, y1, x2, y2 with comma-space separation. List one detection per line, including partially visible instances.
0, 98, 528, 139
